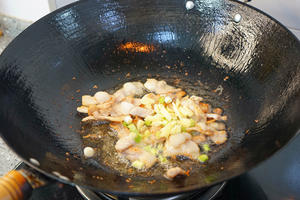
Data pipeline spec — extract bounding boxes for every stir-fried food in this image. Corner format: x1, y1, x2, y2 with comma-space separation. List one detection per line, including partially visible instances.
77, 79, 228, 179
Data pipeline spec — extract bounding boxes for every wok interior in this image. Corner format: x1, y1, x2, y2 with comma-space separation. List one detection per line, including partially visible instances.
0, 0, 300, 196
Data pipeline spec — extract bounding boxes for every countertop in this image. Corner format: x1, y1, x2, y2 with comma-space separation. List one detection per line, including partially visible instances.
0, 15, 31, 175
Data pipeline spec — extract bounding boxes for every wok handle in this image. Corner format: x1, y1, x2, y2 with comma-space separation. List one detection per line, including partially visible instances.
0, 170, 32, 200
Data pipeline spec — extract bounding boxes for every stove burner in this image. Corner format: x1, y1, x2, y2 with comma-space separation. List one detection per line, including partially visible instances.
13, 162, 225, 200
76, 182, 226, 200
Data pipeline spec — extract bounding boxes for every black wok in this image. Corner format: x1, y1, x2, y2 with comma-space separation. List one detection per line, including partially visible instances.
0, 0, 300, 197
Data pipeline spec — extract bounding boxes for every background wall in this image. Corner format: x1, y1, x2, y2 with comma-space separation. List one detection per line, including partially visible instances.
0, 0, 51, 22
0, 0, 78, 22
55, 0, 78, 9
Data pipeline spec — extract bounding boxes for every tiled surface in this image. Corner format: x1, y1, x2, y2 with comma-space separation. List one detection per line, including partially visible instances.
0, 140, 21, 175
0, 14, 31, 53
0, 1, 299, 176
0, 15, 31, 175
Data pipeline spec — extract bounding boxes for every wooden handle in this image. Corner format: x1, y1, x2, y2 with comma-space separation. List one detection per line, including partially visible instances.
0, 170, 32, 200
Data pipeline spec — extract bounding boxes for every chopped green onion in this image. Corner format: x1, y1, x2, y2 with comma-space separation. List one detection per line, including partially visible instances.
179, 106, 194, 117
136, 120, 145, 131
203, 144, 210, 152
134, 134, 142, 143
180, 118, 195, 128
128, 124, 139, 134
172, 102, 183, 120
127, 124, 142, 143
144, 145, 152, 152
144, 145, 158, 155
160, 121, 177, 138
144, 120, 152, 126
159, 155, 168, 163
132, 160, 144, 169
143, 130, 151, 137
159, 96, 165, 104
151, 148, 158, 155
190, 119, 196, 127
155, 131, 161, 139
162, 107, 172, 121
198, 154, 209, 163
122, 121, 128, 127
171, 124, 182, 135
157, 143, 164, 151
145, 114, 164, 126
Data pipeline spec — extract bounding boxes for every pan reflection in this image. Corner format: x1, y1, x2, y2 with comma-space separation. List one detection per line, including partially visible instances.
53, 8, 84, 40
194, 0, 258, 73
198, 22, 258, 73
98, 2, 125, 32
195, 0, 227, 30
152, 31, 177, 43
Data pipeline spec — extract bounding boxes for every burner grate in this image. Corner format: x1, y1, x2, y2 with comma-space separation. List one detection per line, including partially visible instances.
76, 182, 226, 200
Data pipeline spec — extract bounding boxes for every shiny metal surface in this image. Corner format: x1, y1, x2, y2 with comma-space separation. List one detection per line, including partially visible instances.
0, 0, 299, 196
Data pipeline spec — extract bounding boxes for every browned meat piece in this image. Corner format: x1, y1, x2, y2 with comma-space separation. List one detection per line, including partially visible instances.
192, 134, 206, 144
210, 130, 227, 144
164, 167, 186, 179
122, 146, 157, 169
144, 79, 181, 94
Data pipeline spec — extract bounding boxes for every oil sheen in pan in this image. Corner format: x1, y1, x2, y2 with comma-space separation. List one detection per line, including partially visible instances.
79, 76, 229, 178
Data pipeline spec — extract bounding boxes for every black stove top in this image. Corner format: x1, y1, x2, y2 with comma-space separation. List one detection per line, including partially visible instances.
21, 134, 300, 200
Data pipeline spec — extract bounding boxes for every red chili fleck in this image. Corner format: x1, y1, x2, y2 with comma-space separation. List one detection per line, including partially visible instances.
185, 170, 190, 176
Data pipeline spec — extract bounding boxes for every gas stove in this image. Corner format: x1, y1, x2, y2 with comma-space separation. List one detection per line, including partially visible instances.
76, 182, 226, 200
17, 133, 300, 200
